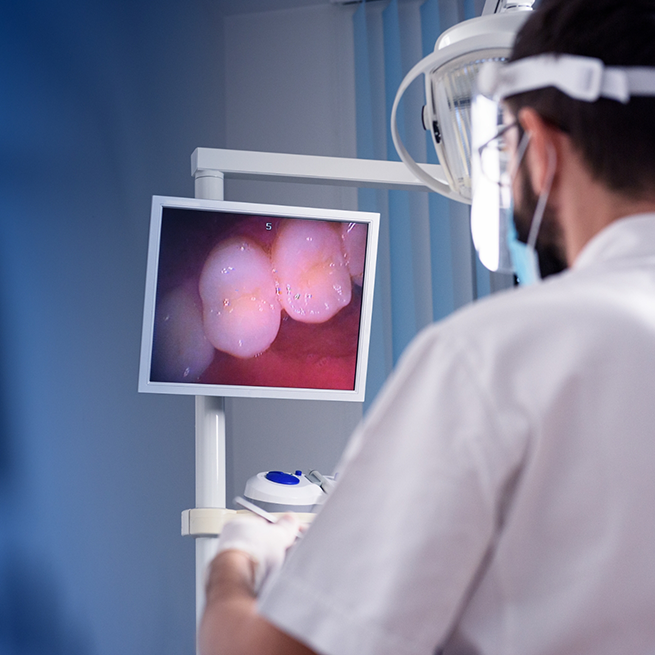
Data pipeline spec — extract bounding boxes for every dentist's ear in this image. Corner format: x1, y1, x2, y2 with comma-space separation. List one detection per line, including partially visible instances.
518, 107, 561, 196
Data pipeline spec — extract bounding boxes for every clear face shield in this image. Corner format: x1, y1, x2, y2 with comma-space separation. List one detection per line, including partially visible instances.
471, 94, 542, 284
470, 95, 523, 276
470, 54, 655, 284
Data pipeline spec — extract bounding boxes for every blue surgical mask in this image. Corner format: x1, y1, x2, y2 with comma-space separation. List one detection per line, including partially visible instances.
507, 204, 541, 286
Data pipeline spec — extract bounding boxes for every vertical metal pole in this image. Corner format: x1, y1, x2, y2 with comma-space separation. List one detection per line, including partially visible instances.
194, 171, 225, 638
195, 396, 226, 626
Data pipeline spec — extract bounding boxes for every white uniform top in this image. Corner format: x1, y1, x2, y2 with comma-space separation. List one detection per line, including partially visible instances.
259, 214, 655, 655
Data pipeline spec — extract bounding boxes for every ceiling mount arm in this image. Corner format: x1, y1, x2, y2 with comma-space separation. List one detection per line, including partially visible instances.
191, 148, 463, 199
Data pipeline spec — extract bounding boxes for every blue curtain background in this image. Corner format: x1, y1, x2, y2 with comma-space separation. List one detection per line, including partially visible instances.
354, 0, 502, 409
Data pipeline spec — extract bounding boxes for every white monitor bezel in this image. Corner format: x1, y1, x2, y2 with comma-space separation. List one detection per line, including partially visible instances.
138, 195, 380, 402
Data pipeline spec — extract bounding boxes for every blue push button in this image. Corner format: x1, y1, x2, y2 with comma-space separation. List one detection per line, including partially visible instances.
265, 471, 300, 485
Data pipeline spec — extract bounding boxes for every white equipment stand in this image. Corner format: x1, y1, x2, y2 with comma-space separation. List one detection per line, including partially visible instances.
180, 147, 450, 641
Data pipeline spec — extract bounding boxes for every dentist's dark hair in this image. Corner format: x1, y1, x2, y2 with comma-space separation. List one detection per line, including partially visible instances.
505, 0, 655, 197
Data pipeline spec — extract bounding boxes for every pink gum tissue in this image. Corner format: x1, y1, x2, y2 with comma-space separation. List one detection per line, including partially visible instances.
271, 219, 352, 324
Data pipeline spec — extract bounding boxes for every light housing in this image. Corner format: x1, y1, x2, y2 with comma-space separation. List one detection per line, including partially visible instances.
391, 10, 531, 203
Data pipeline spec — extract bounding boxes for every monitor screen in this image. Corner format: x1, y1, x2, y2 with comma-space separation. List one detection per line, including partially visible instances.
138, 196, 380, 401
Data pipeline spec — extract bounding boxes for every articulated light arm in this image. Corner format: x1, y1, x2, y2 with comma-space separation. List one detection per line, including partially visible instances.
191, 147, 462, 200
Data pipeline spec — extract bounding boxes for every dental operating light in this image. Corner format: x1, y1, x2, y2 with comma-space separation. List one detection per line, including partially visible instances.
390, 4, 534, 203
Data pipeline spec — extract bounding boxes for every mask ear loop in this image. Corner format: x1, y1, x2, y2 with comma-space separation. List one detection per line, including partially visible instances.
526, 143, 557, 251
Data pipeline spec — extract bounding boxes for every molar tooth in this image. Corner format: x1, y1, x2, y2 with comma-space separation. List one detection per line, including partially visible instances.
271, 219, 352, 324
152, 280, 215, 381
199, 237, 281, 359
341, 221, 367, 286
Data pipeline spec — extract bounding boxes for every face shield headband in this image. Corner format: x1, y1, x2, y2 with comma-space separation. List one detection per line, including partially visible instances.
470, 54, 655, 283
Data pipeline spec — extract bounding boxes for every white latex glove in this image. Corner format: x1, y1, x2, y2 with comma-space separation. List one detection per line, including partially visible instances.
216, 513, 301, 593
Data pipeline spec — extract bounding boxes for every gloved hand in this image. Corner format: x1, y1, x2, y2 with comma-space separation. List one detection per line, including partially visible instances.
216, 513, 301, 593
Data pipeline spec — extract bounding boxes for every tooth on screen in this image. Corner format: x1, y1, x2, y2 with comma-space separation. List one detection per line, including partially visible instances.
199, 237, 281, 359
271, 219, 352, 324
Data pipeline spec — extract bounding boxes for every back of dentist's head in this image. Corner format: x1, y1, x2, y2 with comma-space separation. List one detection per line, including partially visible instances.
505, 0, 655, 198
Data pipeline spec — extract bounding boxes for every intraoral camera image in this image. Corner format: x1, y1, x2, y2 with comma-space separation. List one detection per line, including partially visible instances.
149, 206, 369, 392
